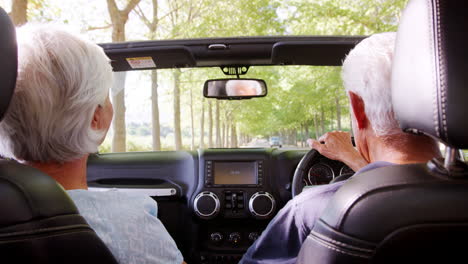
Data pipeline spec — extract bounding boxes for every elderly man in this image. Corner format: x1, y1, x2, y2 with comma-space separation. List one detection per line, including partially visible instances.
226, 79, 262, 96
0, 25, 185, 264
240, 32, 441, 264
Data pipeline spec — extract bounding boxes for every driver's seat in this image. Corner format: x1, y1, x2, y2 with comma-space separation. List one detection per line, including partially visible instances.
0, 7, 117, 263
297, 0, 468, 263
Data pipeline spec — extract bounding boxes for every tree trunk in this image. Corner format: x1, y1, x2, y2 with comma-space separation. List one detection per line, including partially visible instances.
151, 70, 161, 150
137, 0, 160, 150
173, 69, 182, 150
231, 122, 237, 148
106, 0, 141, 152
225, 122, 230, 148
305, 122, 310, 139
221, 122, 226, 148
110, 22, 127, 152
111, 73, 127, 152
190, 86, 195, 150
313, 114, 319, 139
293, 129, 297, 146
336, 96, 342, 130
10, 0, 28, 26
299, 124, 305, 148
208, 101, 213, 148
215, 101, 220, 147
320, 107, 325, 135
199, 99, 205, 148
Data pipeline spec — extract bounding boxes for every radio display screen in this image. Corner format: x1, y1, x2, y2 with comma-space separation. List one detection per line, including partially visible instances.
213, 161, 257, 185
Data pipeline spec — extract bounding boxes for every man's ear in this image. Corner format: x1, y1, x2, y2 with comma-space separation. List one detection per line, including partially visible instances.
348, 91, 368, 130
91, 105, 103, 130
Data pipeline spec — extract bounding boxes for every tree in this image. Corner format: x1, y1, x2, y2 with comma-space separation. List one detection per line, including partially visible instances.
215, 100, 220, 147
189, 81, 195, 150
106, 0, 141, 152
10, 0, 28, 26
150, 70, 161, 150
230, 122, 238, 148
134, 0, 161, 150
208, 101, 213, 147
173, 69, 182, 150
199, 99, 205, 148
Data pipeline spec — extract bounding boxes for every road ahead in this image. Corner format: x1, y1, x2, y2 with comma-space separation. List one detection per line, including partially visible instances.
239, 138, 309, 150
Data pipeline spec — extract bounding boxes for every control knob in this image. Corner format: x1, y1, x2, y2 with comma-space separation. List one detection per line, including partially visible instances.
229, 232, 241, 245
249, 191, 276, 219
210, 232, 223, 244
193, 191, 220, 219
248, 232, 259, 242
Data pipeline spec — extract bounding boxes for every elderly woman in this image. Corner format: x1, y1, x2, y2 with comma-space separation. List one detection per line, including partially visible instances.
0, 25, 184, 264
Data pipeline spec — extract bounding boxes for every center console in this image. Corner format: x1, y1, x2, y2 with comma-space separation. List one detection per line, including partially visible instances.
191, 149, 278, 264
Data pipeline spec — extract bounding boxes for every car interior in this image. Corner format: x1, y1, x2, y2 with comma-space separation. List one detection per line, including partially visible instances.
0, 0, 467, 263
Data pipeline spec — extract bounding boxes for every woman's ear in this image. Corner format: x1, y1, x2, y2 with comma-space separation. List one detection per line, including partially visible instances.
91, 105, 103, 130
348, 91, 368, 130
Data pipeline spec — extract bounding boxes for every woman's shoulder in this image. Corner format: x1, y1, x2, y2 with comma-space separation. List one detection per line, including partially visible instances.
67, 189, 158, 217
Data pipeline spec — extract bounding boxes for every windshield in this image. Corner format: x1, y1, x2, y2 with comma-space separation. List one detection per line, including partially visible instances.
0, 0, 409, 152
0, 0, 407, 42
100, 66, 349, 152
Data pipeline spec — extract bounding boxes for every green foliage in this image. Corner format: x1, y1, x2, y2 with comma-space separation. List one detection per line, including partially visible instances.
285, 0, 409, 35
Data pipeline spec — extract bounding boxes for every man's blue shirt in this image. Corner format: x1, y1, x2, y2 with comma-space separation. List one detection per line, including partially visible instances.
240, 161, 393, 264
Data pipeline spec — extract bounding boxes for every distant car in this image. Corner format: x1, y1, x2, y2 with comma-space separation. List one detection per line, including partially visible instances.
269, 136, 282, 148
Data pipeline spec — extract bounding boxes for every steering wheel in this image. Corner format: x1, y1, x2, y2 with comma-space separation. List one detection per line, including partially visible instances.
291, 149, 354, 197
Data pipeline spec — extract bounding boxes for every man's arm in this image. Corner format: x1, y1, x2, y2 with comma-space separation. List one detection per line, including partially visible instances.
240, 199, 307, 264
308, 131, 368, 171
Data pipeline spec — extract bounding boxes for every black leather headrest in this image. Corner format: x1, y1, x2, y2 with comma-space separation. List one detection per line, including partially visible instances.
0, 7, 17, 122
392, 0, 468, 148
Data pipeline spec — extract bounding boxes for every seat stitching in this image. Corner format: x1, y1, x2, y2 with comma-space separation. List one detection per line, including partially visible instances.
427, 0, 440, 138
310, 231, 374, 253
309, 233, 371, 259
434, 0, 448, 137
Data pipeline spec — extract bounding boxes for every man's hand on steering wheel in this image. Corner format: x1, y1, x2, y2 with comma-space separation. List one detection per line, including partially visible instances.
308, 131, 369, 172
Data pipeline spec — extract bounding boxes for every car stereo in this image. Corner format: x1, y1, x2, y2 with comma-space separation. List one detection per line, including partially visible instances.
205, 160, 263, 187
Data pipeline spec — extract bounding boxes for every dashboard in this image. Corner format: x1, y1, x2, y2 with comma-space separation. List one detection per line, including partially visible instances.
86, 148, 352, 264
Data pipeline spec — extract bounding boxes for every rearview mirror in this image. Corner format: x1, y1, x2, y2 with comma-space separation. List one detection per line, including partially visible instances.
203, 79, 267, 99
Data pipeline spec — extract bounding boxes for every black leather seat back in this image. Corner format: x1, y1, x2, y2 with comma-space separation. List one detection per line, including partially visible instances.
297, 0, 468, 263
0, 161, 118, 263
0, 7, 117, 263
298, 164, 468, 263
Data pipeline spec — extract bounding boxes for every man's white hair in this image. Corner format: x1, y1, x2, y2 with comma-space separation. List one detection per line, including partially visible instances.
0, 25, 113, 163
342, 32, 400, 136
226, 80, 262, 96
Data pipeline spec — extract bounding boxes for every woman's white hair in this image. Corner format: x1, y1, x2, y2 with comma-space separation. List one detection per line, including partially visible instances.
0, 25, 113, 163
342, 32, 400, 136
